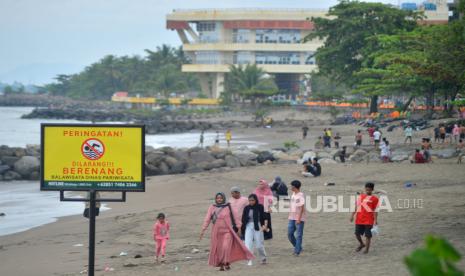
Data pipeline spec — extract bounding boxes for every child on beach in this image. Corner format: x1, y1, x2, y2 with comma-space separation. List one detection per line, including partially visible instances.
153, 213, 170, 263
350, 183, 379, 254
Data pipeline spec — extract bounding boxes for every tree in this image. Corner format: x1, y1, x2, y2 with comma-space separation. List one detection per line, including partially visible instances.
310, 73, 349, 101
3, 85, 14, 94
224, 64, 278, 104
45, 45, 200, 100
355, 21, 465, 115
306, 1, 421, 113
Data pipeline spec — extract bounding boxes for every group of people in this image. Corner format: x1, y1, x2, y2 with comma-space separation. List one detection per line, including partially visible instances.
199, 129, 232, 148
434, 123, 465, 144
152, 179, 380, 271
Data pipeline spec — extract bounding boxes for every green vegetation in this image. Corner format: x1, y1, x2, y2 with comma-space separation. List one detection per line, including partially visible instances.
405, 235, 463, 276
284, 141, 299, 152
223, 64, 279, 104
46, 45, 200, 100
308, 0, 465, 115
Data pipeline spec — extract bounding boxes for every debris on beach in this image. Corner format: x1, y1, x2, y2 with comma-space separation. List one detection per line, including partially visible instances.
191, 248, 200, 254
119, 251, 128, 256
324, 182, 336, 186
404, 182, 416, 188
134, 254, 142, 258
73, 243, 84, 247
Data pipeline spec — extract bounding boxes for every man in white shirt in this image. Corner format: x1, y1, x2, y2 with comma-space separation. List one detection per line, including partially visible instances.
228, 186, 249, 233
373, 128, 382, 149
404, 125, 413, 144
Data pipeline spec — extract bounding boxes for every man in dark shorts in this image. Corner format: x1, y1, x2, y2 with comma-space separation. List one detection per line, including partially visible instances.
350, 182, 379, 254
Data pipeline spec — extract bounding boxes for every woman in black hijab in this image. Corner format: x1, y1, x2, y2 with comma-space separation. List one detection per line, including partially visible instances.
241, 194, 268, 265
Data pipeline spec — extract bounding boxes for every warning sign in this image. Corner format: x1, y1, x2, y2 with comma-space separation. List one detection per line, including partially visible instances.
40, 124, 145, 192
82, 138, 105, 160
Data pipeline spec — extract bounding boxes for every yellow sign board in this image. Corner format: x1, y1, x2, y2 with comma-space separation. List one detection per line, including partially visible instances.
40, 124, 145, 191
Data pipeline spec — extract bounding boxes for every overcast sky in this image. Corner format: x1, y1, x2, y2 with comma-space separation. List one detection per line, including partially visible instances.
0, 0, 401, 84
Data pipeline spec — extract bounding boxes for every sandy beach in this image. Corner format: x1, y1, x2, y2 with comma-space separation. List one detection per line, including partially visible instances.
1, 119, 465, 276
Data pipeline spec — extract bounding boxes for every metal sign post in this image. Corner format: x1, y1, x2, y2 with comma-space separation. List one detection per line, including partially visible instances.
60, 190, 127, 276
41, 124, 145, 276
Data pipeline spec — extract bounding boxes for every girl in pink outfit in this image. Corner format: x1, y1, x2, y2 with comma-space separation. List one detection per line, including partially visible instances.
453, 124, 460, 143
254, 180, 274, 240
199, 192, 254, 271
153, 213, 170, 263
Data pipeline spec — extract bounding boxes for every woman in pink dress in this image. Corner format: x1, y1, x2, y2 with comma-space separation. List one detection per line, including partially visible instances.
199, 192, 254, 271
254, 180, 274, 240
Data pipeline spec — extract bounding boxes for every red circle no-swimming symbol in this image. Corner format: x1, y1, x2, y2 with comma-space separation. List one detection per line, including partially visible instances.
81, 138, 105, 160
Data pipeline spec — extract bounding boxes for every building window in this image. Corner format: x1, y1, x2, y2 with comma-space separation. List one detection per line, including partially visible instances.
256, 52, 300, 65
233, 51, 253, 64
197, 22, 220, 43
195, 51, 222, 64
256, 29, 301, 44
232, 29, 250, 43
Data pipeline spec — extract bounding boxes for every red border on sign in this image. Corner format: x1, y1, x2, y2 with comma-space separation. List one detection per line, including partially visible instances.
81, 138, 106, 161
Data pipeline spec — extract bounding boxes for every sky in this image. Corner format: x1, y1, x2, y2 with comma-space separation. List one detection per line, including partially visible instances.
0, 0, 401, 85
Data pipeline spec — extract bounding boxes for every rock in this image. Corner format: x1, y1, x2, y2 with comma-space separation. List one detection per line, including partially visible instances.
191, 248, 200, 254
233, 150, 258, 166
299, 151, 316, 164
0, 146, 15, 157
0, 156, 20, 167
164, 156, 178, 168
146, 151, 165, 166
0, 165, 10, 174
317, 151, 332, 159
145, 145, 156, 152
272, 151, 299, 162
185, 166, 203, 173
348, 149, 368, 162
225, 155, 241, 168
158, 162, 170, 175
319, 158, 338, 164
189, 151, 216, 163
12, 147, 26, 157
0, 213, 5, 216
257, 151, 275, 163
25, 145, 40, 157
263, 160, 273, 165
430, 148, 457, 159
170, 160, 188, 174
145, 164, 161, 176
3, 170, 22, 181
366, 152, 382, 163
207, 159, 227, 170
29, 171, 40, 180
13, 156, 40, 177
391, 153, 409, 162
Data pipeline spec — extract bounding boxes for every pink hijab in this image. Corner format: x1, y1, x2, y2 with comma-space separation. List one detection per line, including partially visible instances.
254, 179, 273, 208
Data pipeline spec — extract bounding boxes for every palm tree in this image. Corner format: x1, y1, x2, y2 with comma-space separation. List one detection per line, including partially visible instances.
225, 64, 278, 104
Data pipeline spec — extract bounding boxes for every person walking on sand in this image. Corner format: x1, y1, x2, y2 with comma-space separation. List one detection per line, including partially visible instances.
288, 180, 306, 256
302, 125, 309, 140
368, 126, 375, 145
215, 130, 220, 146
254, 180, 273, 240
380, 140, 391, 163
350, 182, 379, 254
153, 213, 170, 263
199, 192, 254, 271
453, 124, 460, 143
225, 129, 232, 148
199, 130, 205, 148
228, 187, 249, 235
242, 194, 268, 265
404, 125, 413, 144
355, 130, 363, 147
373, 128, 382, 149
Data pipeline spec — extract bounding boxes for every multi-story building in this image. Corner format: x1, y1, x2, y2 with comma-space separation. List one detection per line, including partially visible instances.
166, 4, 450, 99
166, 9, 328, 98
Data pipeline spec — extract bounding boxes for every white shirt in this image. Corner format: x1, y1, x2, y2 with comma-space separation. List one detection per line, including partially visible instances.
373, 131, 381, 140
